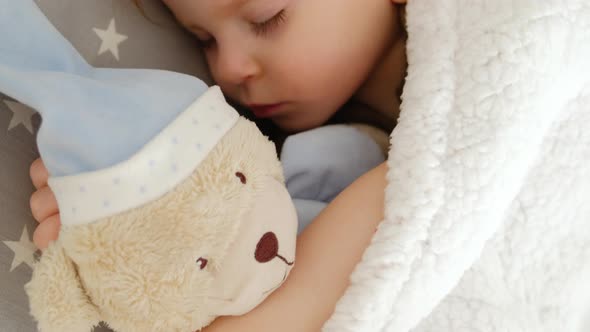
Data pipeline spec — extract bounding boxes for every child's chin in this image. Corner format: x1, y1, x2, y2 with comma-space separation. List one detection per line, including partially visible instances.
275, 115, 327, 134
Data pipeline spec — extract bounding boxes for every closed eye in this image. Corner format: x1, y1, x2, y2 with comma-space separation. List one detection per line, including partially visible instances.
192, 9, 286, 48
252, 9, 286, 36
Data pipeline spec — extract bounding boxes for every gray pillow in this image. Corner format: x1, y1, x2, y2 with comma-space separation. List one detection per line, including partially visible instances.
0, 1, 209, 331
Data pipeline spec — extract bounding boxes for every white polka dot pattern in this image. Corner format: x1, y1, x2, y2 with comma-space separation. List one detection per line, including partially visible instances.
49, 86, 239, 226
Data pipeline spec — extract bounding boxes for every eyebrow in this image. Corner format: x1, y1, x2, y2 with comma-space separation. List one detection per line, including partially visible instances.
220, 0, 251, 11
183, 0, 252, 31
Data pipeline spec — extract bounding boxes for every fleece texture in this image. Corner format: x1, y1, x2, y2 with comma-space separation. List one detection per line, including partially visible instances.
323, 0, 590, 331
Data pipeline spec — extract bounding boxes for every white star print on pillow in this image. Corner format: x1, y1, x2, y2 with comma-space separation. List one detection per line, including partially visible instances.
2, 226, 37, 272
93, 18, 128, 61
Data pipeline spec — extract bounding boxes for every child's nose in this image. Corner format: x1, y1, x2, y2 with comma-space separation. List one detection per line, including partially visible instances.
214, 45, 261, 87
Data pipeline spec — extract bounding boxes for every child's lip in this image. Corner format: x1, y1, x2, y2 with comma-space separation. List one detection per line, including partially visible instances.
248, 103, 285, 118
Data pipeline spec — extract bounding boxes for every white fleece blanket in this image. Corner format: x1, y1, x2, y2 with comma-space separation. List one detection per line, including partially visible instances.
323, 1, 590, 331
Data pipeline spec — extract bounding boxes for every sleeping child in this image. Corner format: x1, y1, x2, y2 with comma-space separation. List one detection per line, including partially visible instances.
30, 0, 407, 246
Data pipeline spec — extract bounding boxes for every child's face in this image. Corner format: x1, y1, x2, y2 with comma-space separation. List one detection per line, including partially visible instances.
164, 0, 400, 132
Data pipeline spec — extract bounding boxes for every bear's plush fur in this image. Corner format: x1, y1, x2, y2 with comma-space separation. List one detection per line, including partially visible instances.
25, 118, 297, 332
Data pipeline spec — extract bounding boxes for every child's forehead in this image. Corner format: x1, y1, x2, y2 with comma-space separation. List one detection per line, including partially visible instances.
167, 0, 284, 28
165, 0, 250, 10
207, 0, 249, 8
165, 0, 255, 22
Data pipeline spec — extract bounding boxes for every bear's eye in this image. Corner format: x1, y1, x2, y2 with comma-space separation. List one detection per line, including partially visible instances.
235, 171, 247, 184
196, 257, 208, 270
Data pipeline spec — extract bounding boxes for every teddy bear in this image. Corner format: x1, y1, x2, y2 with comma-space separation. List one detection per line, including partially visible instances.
0, 1, 297, 331
24, 110, 298, 332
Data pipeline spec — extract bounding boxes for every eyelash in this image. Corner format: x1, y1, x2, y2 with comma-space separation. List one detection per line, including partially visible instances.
196, 10, 286, 49
252, 9, 287, 37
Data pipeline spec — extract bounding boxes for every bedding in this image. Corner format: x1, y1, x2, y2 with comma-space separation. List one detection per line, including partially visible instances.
323, 1, 590, 331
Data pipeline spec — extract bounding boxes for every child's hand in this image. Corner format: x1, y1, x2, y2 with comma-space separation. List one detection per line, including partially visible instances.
29, 158, 61, 250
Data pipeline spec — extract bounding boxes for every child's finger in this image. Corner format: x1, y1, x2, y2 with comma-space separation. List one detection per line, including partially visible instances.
30, 158, 49, 189
33, 214, 61, 251
30, 187, 59, 223
33, 215, 61, 250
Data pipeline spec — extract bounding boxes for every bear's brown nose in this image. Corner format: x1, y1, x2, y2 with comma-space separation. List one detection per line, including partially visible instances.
255, 232, 278, 263
254, 232, 293, 265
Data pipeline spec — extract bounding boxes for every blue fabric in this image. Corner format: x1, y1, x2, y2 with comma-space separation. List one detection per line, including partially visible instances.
0, 0, 208, 177
292, 199, 327, 234
281, 125, 386, 233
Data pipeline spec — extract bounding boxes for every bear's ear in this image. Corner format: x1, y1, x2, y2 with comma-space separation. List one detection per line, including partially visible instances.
25, 242, 101, 332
